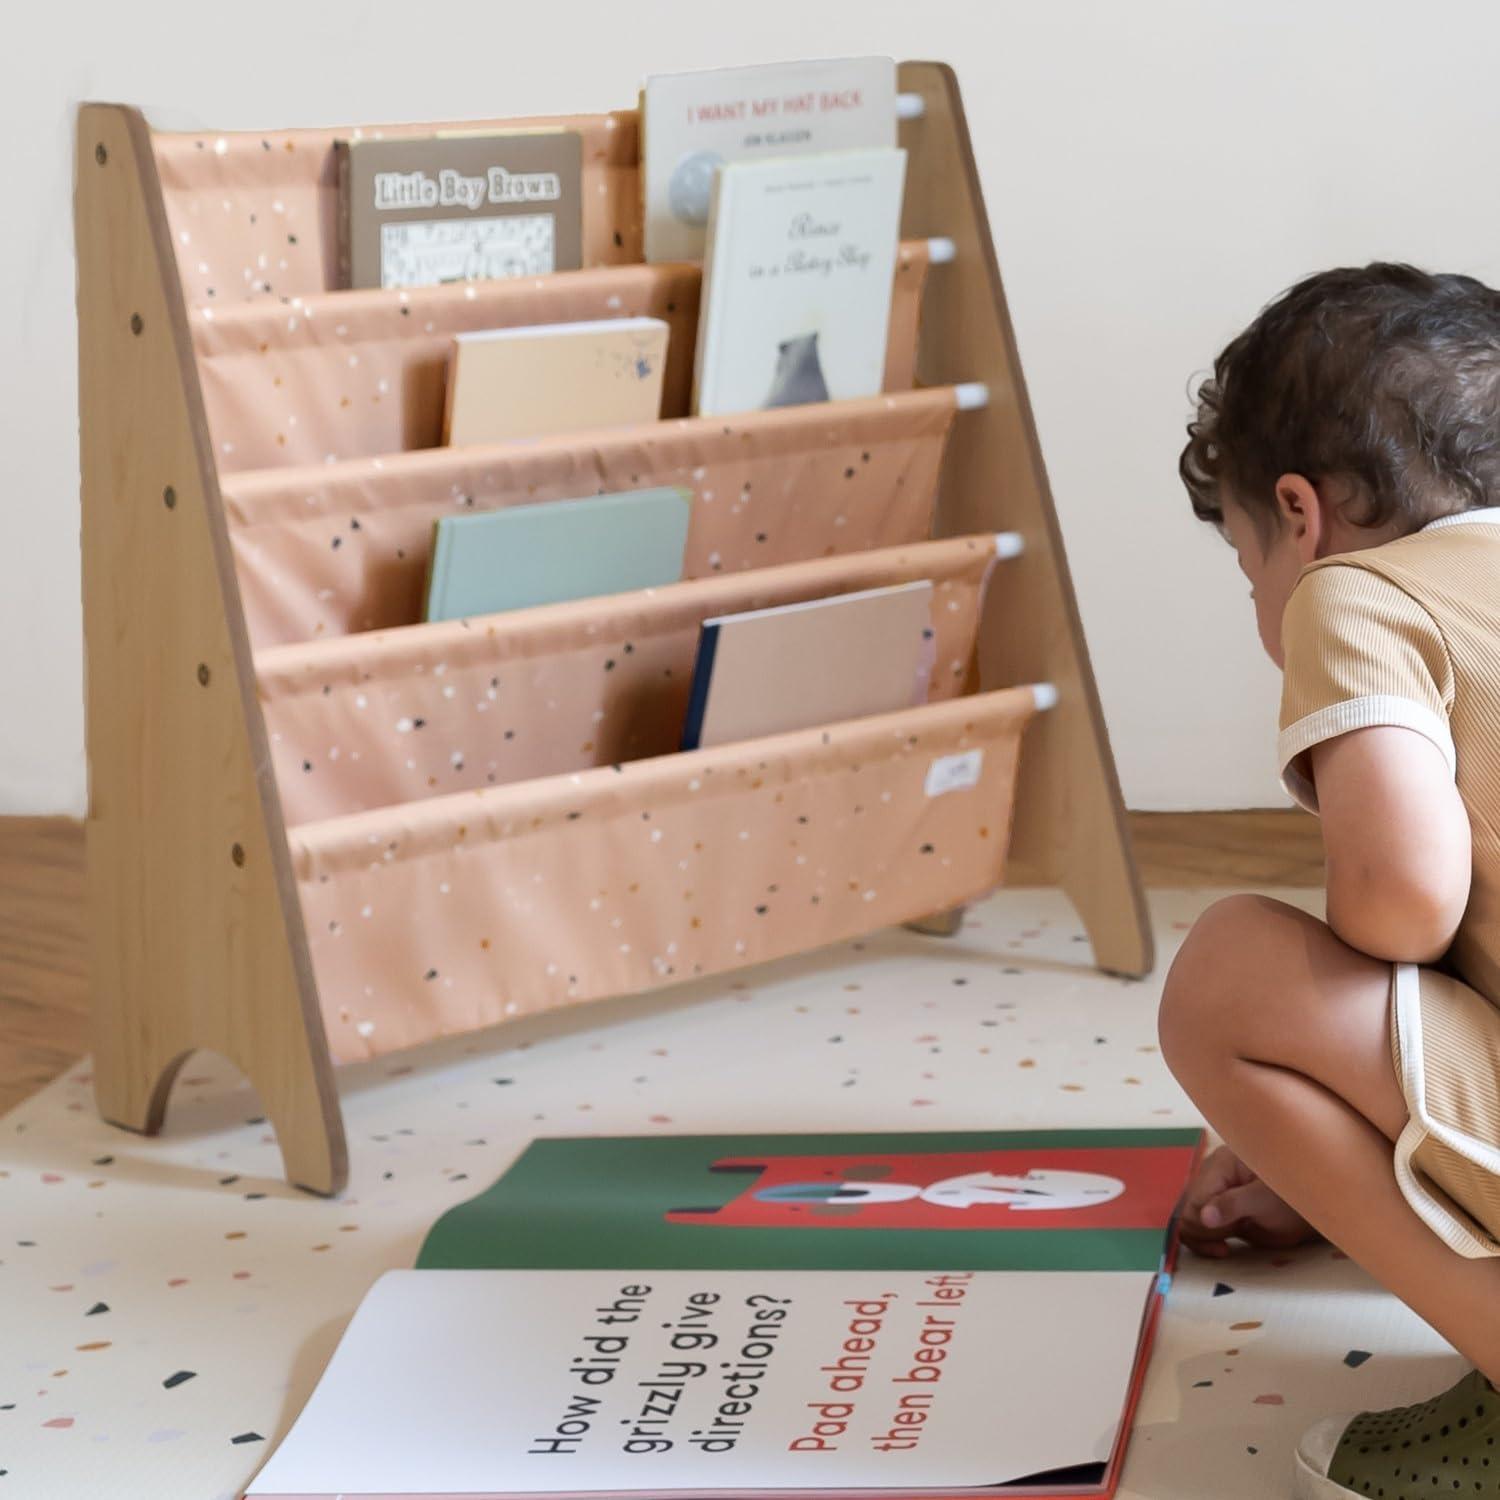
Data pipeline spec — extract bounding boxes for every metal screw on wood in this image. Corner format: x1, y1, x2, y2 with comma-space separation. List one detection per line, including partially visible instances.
130, 313, 143, 335
163, 486, 176, 510
95, 143, 107, 166
197, 664, 211, 687
231, 843, 246, 868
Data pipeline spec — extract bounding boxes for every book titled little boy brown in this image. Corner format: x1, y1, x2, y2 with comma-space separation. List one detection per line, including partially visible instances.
337, 132, 583, 290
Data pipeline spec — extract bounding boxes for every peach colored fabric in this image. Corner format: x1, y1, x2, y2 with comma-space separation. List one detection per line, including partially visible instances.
291, 686, 1038, 1062
153, 112, 641, 307
223, 387, 958, 649
191, 263, 700, 471
193, 243, 931, 473
259, 534, 1003, 825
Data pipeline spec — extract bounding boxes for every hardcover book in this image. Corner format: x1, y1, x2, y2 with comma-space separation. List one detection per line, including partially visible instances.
692, 148, 907, 417
679, 580, 934, 750
337, 131, 583, 290
443, 316, 670, 447
246, 1129, 1202, 1498
424, 486, 692, 621
641, 57, 897, 263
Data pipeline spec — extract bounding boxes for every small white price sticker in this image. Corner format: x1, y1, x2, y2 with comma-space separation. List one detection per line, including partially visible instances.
924, 749, 984, 797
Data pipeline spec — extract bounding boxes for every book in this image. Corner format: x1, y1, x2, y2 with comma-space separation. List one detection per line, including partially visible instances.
424, 486, 692, 621
692, 148, 907, 417
680, 580, 934, 751
246, 1129, 1202, 1498
641, 57, 898, 263
336, 131, 583, 290
443, 317, 670, 447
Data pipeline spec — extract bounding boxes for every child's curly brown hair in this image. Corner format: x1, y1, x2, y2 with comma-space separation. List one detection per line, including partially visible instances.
1181, 263, 1500, 541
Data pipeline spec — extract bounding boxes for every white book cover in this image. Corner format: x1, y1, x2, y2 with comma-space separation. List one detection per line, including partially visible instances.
692, 148, 907, 418
245, 1267, 1155, 1497
642, 57, 897, 263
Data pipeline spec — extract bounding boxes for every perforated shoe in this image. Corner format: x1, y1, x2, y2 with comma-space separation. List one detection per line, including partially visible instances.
1294, 1368, 1500, 1498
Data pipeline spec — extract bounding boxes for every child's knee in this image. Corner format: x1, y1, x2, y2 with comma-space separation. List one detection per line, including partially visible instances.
1158, 895, 1273, 1071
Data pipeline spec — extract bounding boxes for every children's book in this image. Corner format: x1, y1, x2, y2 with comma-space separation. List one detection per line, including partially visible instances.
424, 486, 692, 621
246, 1128, 1202, 1499
337, 131, 583, 289
444, 317, 669, 447
640, 57, 898, 263
679, 581, 934, 751
692, 149, 906, 417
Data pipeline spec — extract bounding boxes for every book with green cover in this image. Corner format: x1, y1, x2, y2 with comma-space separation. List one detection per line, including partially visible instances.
249, 1130, 1202, 1499
417, 1128, 1202, 1273
423, 485, 692, 621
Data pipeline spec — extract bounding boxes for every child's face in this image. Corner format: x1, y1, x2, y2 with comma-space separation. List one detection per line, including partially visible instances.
1219, 495, 1308, 669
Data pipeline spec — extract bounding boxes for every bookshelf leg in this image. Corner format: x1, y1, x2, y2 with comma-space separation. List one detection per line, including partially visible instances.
93, 1043, 190, 1138
257, 1046, 347, 1198
1062, 851, 1154, 979
906, 906, 967, 938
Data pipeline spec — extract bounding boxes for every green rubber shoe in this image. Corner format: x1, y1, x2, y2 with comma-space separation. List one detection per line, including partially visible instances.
1294, 1369, 1500, 1498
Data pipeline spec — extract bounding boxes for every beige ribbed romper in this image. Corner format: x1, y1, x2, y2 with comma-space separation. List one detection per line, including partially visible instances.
1279, 509, 1500, 1258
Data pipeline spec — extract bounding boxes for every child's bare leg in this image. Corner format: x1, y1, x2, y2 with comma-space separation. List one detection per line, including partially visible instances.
1158, 894, 1500, 1381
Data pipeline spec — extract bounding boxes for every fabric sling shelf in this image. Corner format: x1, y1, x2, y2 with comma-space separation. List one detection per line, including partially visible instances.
76, 64, 1151, 1196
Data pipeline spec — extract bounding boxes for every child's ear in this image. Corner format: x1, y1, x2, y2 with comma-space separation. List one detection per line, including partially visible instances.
1274, 474, 1324, 562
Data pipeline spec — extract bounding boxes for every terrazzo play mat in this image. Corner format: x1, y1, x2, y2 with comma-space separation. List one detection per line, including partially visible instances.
0, 888, 1463, 1500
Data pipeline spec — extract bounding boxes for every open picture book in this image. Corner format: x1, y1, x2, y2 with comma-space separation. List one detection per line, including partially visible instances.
245, 1129, 1201, 1499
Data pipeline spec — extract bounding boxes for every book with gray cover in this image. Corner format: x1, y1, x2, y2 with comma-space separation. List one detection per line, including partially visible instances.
424, 486, 692, 622
337, 131, 583, 290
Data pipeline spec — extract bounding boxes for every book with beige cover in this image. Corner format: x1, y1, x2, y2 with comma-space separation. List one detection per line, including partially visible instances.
443, 317, 669, 447
681, 580, 934, 750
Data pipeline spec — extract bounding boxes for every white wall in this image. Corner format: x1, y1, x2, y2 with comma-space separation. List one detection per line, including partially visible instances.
6, 0, 1500, 814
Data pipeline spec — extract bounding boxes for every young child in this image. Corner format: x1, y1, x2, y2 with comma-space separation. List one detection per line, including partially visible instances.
1159, 262, 1500, 1498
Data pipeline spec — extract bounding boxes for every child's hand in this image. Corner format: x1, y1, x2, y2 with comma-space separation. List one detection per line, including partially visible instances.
1179, 1144, 1321, 1258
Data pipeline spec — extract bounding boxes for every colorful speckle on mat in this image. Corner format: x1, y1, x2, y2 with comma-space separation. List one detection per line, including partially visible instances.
0, 886, 1444, 1500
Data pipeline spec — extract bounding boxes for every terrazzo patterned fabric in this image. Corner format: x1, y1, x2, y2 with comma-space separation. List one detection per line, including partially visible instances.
292, 687, 1038, 1063
192, 262, 701, 471
222, 387, 958, 649
0, 889, 1460, 1500
190, 245, 931, 473
259, 533, 1000, 824
153, 112, 643, 307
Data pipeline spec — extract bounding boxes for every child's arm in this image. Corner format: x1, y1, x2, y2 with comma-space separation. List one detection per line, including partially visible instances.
1278, 563, 1466, 963
1311, 724, 1471, 963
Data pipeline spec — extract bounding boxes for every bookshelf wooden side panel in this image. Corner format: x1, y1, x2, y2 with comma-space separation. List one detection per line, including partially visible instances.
896, 62, 1153, 977
76, 104, 347, 1193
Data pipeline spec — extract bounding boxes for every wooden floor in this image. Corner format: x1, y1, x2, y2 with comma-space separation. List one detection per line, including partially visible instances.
0, 811, 1322, 1116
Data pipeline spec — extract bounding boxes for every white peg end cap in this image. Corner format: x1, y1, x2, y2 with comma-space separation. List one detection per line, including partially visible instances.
994, 531, 1025, 560
954, 382, 989, 411
1032, 682, 1060, 712
896, 92, 926, 120
926, 236, 957, 265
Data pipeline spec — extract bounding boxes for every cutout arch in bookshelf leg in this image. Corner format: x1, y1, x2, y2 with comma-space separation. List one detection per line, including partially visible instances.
896, 61, 1153, 977
77, 103, 348, 1195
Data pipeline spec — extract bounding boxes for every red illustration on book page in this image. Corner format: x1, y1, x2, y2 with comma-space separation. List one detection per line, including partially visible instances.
665, 1146, 1196, 1232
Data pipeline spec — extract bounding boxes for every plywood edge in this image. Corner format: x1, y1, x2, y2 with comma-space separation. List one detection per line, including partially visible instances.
76, 102, 347, 1191
896, 62, 1154, 976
